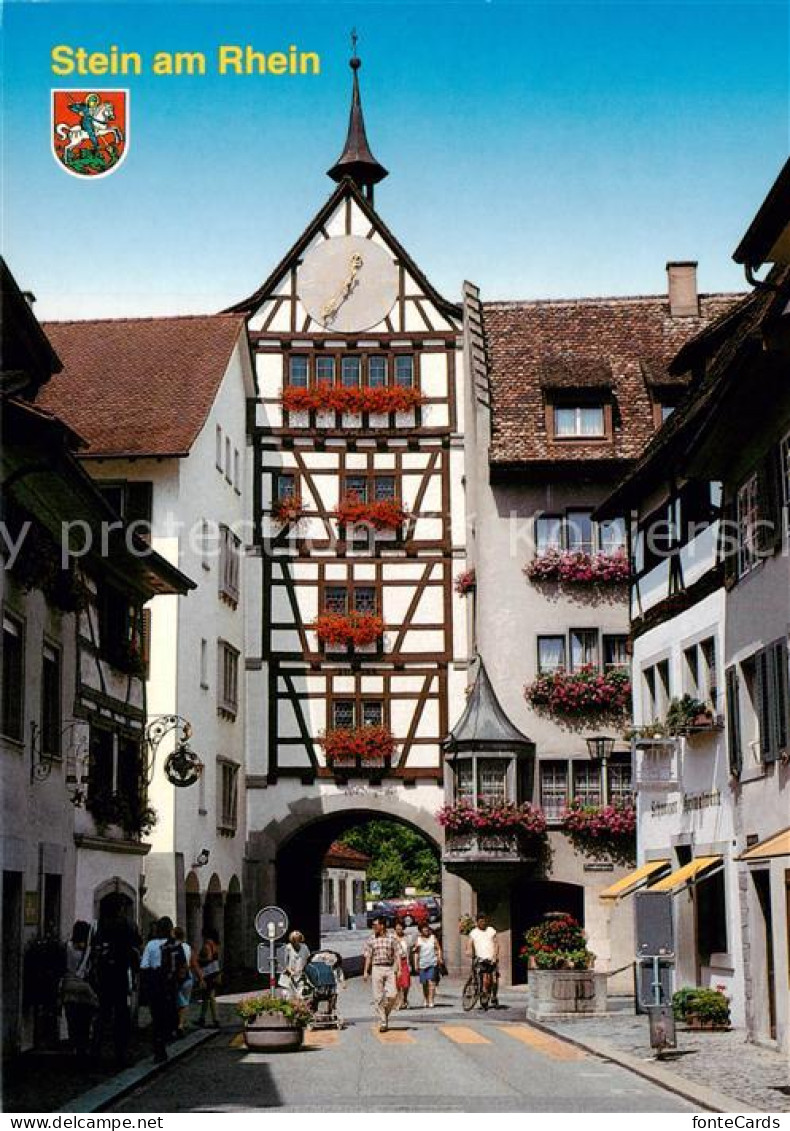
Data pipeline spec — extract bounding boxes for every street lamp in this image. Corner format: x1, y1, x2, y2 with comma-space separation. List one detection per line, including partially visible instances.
586, 735, 616, 805
145, 715, 203, 787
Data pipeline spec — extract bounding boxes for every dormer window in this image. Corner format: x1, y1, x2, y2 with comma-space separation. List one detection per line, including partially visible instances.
554, 405, 605, 438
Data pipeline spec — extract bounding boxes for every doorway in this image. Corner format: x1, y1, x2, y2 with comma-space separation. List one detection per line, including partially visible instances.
752, 869, 777, 1040
2, 872, 23, 1052
509, 879, 585, 984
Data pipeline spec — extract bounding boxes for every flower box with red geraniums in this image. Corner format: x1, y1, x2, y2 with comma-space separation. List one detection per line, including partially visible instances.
525, 665, 631, 716
436, 801, 547, 839
313, 612, 384, 648
525, 548, 630, 585
272, 494, 303, 524
319, 725, 396, 767
280, 386, 424, 417
334, 494, 408, 531
561, 800, 636, 865
454, 568, 476, 597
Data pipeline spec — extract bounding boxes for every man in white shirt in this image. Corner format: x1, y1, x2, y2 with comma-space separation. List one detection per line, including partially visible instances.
466, 913, 500, 1006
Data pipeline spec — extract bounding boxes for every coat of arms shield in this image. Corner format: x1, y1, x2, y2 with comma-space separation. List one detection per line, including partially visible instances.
52, 89, 129, 178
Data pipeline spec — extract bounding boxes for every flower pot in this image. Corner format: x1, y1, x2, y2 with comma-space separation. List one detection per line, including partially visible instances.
243, 1013, 304, 1051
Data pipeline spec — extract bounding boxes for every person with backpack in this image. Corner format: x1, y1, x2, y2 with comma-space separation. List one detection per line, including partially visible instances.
140, 916, 185, 1062
90, 910, 140, 1069
197, 927, 222, 1028
173, 925, 199, 1036
60, 920, 98, 1064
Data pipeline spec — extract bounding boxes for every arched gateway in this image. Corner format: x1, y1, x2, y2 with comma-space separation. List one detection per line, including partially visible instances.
234, 49, 472, 972
246, 791, 444, 954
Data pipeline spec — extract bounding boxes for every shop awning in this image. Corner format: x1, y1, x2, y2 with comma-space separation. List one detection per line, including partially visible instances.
649, 856, 722, 893
739, 828, 790, 861
599, 859, 671, 901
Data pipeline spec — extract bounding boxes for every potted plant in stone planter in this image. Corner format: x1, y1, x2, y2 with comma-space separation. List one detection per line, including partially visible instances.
675, 987, 730, 1031
236, 992, 312, 1051
519, 914, 607, 1019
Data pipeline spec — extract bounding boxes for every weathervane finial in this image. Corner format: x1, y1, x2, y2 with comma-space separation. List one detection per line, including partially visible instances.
351, 28, 358, 57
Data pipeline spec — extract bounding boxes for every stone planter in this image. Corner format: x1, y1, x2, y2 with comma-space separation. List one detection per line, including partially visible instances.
527, 968, 608, 1020
685, 1016, 730, 1032
243, 1013, 304, 1052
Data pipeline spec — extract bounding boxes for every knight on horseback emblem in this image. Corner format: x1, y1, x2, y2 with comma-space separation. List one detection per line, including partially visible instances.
52, 89, 129, 177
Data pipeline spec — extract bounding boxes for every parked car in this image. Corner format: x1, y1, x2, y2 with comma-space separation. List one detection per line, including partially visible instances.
366, 895, 442, 930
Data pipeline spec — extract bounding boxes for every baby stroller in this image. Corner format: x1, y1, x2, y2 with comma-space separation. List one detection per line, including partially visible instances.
302, 949, 345, 1030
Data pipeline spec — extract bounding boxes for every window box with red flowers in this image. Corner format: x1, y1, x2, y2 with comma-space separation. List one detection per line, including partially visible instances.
334, 495, 408, 532
272, 494, 303, 525
313, 612, 385, 651
454, 568, 476, 597
525, 549, 630, 586
319, 725, 396, 774
561, 800, 636, 865
438, 801, 548, 866
280, 385, 424, 421
525, 666, 631, 717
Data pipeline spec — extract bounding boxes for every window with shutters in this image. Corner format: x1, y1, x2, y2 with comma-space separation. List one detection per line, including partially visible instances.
753, 639, 790, 763
737, 474, 760, 576
725, 666, 742, 776
219, 525, 241, 605
2, 612, 25, 741
41, 643, 61, 759
217, 758, 240, 834
217, 641, 239, 718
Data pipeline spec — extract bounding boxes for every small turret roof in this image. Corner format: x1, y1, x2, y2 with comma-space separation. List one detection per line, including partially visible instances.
444, 658, 534, 754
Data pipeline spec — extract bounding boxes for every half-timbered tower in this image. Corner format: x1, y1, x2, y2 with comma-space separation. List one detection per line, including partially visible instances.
228, 51, 469, 945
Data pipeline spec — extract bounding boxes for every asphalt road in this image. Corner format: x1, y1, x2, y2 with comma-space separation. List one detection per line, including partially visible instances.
109, 978, 699, 1113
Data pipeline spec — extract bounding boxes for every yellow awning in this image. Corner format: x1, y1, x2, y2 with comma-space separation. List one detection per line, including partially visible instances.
650, 856, 722, 893
599, 859, 671, 901
740, 828, 790, 861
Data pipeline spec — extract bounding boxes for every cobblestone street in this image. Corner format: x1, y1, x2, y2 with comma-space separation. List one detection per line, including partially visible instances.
547, 1012, 790, 1112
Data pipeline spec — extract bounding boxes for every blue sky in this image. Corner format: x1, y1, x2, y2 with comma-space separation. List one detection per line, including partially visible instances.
3, 1, 789, 319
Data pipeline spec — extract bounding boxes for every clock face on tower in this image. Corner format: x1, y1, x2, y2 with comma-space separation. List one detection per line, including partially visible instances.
297, 234, 399, 332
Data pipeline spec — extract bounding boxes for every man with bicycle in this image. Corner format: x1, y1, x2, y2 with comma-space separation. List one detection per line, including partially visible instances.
466, 913, 500, 1008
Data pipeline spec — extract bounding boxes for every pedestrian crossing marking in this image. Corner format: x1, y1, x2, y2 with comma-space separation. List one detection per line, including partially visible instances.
373, 1026, 417, 1044
304, 1029, 340, 1047
498, 1024, 587, 1061
439, 1025, 491, 1045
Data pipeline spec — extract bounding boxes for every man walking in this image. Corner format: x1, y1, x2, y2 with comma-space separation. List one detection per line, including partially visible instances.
362, 917, 399, 1032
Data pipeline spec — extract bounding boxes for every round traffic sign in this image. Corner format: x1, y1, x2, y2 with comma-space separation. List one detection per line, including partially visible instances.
254, 905, 289, 941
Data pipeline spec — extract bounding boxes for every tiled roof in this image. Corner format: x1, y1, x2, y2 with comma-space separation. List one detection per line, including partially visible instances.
323, 841, 371, 869
598, 269, 790, 516
481, 293, 739, 466
38, 314, 246, 457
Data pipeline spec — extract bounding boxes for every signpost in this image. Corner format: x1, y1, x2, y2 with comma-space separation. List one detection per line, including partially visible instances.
254, 905, 289, 990
634, 890, 677, 1056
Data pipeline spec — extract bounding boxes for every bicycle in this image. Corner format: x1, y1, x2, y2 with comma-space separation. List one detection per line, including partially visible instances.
462, 960, 496, 1011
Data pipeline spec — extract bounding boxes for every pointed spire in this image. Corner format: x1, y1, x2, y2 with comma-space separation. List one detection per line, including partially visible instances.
327, 30, 388, 201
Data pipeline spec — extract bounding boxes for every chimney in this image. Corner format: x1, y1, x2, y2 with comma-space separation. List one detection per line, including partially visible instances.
666, 261, 699, 318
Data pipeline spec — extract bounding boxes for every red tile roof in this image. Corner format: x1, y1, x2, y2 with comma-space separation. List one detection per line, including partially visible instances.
323, 841, 371, 869
480, 293, 740, 466
38, 315, 246, 458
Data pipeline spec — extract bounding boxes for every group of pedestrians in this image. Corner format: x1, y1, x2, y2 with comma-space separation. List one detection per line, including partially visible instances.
363, 917, 445, 1032
59, 914, 224, 1067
